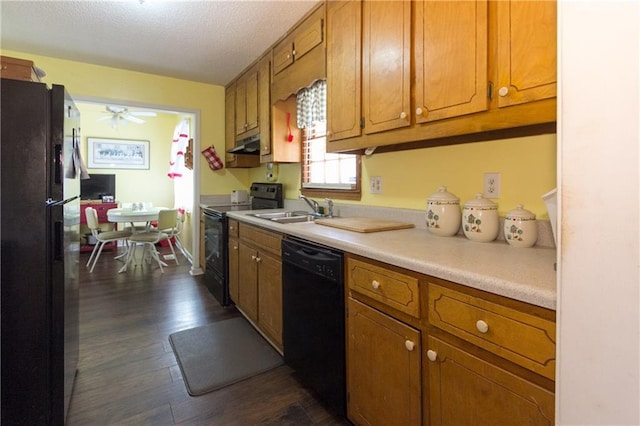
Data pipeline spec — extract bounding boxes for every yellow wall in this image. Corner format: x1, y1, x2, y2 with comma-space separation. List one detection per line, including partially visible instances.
78, 102, 177, 208
252, 133, 556, 218
1, 49, 250, 195
5, 50, 556, 219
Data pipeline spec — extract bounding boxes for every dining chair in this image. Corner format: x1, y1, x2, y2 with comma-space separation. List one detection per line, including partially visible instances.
126, 209, 178, 272
153, 209, 182, 265
85, 207, 132, 273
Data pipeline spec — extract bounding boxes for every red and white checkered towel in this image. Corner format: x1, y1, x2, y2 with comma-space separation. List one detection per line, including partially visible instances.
201, 145, 224, 171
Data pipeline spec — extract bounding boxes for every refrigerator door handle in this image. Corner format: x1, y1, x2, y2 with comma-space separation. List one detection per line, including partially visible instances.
46, 195, 79, 206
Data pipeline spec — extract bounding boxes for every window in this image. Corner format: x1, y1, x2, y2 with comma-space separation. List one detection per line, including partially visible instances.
298, 81, 360, 200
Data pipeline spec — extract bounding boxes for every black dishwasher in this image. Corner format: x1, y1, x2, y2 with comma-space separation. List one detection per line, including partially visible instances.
281, 236, 346, 418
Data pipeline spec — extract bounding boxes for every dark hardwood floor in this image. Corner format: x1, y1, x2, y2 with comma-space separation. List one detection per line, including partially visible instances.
68, 245, 349, 425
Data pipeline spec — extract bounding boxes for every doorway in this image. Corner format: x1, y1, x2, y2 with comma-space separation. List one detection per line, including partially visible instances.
76, 98, 202, 275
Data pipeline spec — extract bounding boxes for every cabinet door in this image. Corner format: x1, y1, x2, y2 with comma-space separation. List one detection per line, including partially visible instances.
347, 298, 421, 426
228, 237, 239, 303
427, 336, 554, 426
235, 78, 247, 136
293, 14, 323, 63
257, 252, 282, 349
273, 41, 295, 76
496, 0, 557, 107
245, 69, 259, 131
362, 0, 411, 134
238, 242, 259, 323
327, 0, 362, 142
414, 0, 488, 123
225, 85, 236, 163
258, 55, 272, 157
235, 68, 259, 136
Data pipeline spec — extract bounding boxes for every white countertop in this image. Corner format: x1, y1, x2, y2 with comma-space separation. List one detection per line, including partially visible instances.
226, 209, 557, 311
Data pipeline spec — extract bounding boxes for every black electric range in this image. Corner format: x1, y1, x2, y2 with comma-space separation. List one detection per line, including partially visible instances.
202, 183, 283, 306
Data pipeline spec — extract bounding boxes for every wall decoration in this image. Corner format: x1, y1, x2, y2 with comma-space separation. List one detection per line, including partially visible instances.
87, 138, 150, 170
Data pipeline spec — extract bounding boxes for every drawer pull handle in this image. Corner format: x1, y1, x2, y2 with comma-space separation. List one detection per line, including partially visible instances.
405, 340, 415, 351
476, 320, 489, 334
371, 280, 380, 290
427, 349, 437, 362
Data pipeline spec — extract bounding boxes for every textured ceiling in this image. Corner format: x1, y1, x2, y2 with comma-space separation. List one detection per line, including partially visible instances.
0, 0, 318, 86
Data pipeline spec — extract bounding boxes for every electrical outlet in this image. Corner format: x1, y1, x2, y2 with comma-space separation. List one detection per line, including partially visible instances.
484, 172, 501, 198
370, 176, 383, 194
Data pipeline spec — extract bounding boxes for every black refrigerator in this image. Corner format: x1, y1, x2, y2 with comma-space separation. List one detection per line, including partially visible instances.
1, 78, 81, 424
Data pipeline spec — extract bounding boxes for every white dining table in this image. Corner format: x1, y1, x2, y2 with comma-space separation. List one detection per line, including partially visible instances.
107, 207, 168, 272
107, 206, 168, 231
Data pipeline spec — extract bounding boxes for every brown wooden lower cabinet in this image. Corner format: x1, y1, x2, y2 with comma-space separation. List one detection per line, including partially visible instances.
230, 222, 283, 352
345, 253, 555, 426
347, 297, 422, 425
426, 335, 555, 426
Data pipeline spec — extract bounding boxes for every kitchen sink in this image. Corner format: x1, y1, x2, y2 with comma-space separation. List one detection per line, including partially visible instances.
249, 210, 317, 224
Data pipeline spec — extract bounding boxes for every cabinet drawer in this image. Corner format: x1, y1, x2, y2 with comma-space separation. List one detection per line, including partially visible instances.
428, 282, 555, 380
348, 258, 420, 318
239, 223, 282, 255
228, 219, 239, 238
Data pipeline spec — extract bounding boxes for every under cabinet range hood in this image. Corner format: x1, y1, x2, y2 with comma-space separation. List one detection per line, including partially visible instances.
228, 133, 260, 154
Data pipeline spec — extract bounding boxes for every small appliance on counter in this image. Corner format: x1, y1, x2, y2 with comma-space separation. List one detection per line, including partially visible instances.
231, 190, 249, 204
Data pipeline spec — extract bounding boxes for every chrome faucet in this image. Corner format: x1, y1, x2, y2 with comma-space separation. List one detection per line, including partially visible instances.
300, 195, 321, 215
325, 198, 334, 218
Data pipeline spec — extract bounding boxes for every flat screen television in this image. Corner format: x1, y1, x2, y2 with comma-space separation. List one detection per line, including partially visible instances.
81, 174, 116, 200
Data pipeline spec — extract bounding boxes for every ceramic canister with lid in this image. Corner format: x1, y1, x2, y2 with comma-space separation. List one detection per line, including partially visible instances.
426, 186, 461, 237
504, 204, 538, 247
462, 193, 499, 242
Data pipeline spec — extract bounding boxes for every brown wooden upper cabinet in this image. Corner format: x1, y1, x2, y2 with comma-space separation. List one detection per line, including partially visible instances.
224, 53, 271, 168
326, 0, 557, 153
496, 1, 557, 107
235, 67, 259, 137
273, 13, 324, 77
271, 3, 326, 103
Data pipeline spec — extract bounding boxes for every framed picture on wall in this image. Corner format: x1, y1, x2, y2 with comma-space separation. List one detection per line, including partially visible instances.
87, 137, 150, 170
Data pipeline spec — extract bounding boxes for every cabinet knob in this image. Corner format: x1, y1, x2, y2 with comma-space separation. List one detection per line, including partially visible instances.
405, 340, 415, 351
416, 107, 423, 116
232, 245, 238, 250
427, 349, 438, 362
255, 256, 261, 263
286, 53, 291, 59
399, 111, 407, 120
229, 226, 235, 231
476, 320, 489, 334
251, 255, 256, 261
498, 86, 509, 97
371, 279, 380, 290
292, 50, 296, 57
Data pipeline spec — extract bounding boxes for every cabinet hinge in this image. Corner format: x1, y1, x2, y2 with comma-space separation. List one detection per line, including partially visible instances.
487, 82, 494, 100
360, 117, 365, 129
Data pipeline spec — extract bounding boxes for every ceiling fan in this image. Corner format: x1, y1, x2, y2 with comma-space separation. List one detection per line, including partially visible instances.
98, 105, 157, 128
